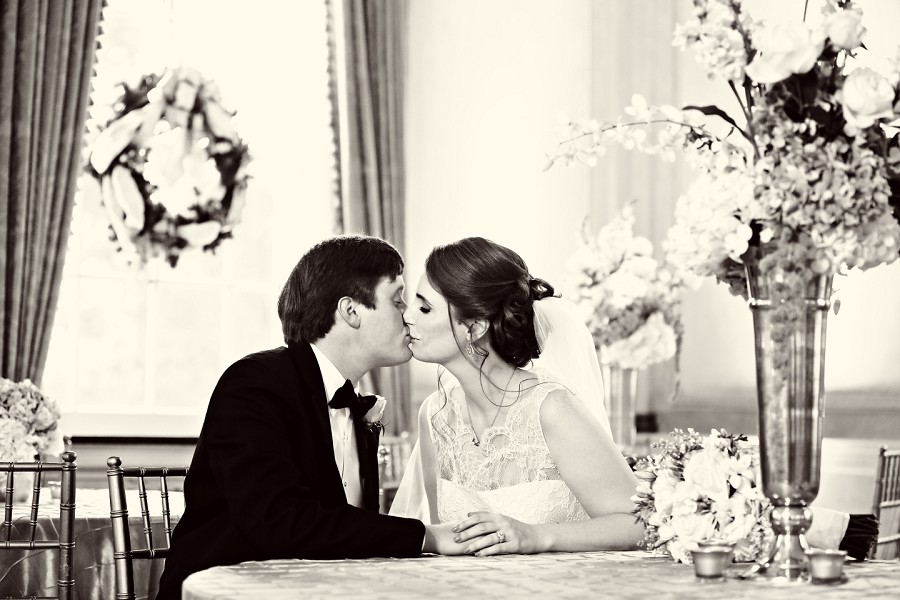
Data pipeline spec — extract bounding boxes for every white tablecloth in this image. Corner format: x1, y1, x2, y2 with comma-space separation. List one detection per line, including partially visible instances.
182, 552, 900, 600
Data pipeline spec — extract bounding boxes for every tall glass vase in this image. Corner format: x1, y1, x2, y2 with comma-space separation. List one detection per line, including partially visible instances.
745, 261, 832, 581
600, 364, 637, 456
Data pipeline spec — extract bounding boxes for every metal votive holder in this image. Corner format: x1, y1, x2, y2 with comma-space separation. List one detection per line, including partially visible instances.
690, 546, 734, 582
805, 549, 847, 584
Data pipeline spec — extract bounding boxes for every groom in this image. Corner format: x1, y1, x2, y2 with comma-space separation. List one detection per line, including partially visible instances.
156, 235, 459, 600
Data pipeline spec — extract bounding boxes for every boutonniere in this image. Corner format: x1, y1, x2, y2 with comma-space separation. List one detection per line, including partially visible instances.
362, 394, 387, 435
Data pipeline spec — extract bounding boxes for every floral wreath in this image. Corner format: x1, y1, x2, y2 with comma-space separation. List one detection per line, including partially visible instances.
87, 67, 251, 267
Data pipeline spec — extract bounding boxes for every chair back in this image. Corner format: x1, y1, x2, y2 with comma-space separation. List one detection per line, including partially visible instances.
106, 456, 188, 600
377, 433, 412, 513
870, 445, 900, 560
0, 451, 77, 599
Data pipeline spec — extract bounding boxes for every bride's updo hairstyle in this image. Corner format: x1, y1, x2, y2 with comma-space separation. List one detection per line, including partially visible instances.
425, 237, 555, 367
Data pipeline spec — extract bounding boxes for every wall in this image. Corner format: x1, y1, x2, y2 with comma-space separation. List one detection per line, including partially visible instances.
404, 0, 594, 413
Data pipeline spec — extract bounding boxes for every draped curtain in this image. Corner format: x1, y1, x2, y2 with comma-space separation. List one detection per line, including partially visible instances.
329, 0, 411, 433
0, 0, 104, 384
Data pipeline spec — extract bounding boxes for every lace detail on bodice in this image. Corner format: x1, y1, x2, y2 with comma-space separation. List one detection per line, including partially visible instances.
425, 369, 589, 524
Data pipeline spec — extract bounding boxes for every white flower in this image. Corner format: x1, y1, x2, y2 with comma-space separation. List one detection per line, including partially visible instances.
670, 512, 718, 545
721, 511, 759, 543
566, 203, 681, 370
683, 447, 731, 501
33, 405, 57, 430
824, 8, 865, 50
745, 22, 825, 84
839, 67, 896, 130
177, 221, 222, 248
601, 311, 677, 369
0, 378, 61, 462
363, 395, 387, 425
651, 469, 681, 514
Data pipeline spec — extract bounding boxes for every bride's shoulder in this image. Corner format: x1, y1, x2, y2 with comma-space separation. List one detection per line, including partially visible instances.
524, 367, 573, 396
534, 384, 592, 436
522, 370, 577, 410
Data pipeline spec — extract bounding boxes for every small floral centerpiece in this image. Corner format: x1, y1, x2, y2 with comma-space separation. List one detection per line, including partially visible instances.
0, 378, 64, 461
549, 0, 900, 307
567, 203, 681, 370
632, 428, 774, 564
87, 66, 251, 267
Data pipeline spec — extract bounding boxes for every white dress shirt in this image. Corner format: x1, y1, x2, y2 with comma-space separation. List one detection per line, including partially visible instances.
310, 343, 363, 508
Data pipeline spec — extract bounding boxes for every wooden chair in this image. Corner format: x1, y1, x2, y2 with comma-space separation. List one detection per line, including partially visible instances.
0, 451, 77, 599
106, 456, 188, 600
869, 446, 900, 560
377, 433, 412, 513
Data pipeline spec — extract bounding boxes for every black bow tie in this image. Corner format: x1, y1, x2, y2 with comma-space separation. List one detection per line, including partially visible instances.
329, 379, 377, 419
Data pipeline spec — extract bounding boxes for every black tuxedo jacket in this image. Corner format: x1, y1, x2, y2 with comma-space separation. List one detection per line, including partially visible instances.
155, 343, 425, 600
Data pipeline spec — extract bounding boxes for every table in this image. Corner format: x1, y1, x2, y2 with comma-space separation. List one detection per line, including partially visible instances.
0, 487, 184, 600
181, 552, 900, 600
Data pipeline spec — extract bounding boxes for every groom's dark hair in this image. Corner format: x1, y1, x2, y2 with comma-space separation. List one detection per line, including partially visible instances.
278, 235, 404, 344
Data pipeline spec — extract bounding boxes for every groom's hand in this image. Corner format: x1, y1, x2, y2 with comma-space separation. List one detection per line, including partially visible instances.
423, 523, 471, 555
453, 511, 548, 556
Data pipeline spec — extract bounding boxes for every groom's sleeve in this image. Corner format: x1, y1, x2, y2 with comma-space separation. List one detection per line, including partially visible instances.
204, 357, 425, 558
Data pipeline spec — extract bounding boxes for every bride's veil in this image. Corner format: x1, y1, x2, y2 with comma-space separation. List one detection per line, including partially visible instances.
529, 296, 612, 437
389, 296, 612, 521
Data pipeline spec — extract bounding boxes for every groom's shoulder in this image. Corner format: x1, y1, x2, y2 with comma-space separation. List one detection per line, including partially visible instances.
219, 346, 292, 379
239, 345, 291, 364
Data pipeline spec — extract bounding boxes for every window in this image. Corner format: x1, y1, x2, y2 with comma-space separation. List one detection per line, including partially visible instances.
43, 0, 336, 436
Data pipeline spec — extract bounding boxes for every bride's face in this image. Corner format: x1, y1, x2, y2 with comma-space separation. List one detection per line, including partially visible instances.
403, 274, 466, 364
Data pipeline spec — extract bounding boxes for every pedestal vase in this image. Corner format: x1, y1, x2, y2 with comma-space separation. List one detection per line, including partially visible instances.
746, 261, 832, 581
600, 364, 638, 455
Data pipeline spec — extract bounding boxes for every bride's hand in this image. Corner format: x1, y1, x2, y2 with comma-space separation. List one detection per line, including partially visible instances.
452, 511, 546, 556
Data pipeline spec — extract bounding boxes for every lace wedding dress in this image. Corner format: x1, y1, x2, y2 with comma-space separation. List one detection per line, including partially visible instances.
414, 369, 589, 524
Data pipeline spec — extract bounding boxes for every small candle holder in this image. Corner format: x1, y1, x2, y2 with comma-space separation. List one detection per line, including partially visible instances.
805, 549, 847, 584
697, 540, 736, 550
690, 545, 734, 582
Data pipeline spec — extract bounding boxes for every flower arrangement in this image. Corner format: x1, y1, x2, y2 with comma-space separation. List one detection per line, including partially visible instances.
87, 67, 251, 267
566, 203, 682, 370
0, 378, 64, 461
632, 428, 774, 564
548, 0, 900, 386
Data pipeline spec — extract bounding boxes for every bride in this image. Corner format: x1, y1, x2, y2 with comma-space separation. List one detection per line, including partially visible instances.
391, 237, 643, 555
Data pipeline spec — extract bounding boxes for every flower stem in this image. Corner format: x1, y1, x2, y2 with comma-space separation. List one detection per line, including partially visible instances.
555, 118, 728, 151
728, 80, 760, 160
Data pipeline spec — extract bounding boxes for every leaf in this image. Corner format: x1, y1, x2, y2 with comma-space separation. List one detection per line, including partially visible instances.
682, 105, 750, 139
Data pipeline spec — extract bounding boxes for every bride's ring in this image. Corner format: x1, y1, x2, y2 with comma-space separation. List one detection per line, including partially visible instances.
496, 530, 505, 543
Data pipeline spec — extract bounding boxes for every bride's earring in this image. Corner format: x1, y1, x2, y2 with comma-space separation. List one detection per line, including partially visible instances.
465, 332, 475, 359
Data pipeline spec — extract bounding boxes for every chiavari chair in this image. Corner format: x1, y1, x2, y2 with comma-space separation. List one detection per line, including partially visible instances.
0, 451, 77, 599
377, 433, 412, 513
106, 456, 188, 600
869, 446, 900, 560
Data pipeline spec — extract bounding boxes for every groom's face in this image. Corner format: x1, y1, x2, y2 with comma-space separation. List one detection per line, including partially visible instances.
356, 275, 413, 367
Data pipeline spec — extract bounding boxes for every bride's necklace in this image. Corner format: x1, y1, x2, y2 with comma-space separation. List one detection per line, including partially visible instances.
465, 368, 517, 447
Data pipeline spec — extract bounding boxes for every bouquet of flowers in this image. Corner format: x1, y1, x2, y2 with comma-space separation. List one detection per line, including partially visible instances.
632, 428, 774, 563
567, 203, 681, 370
0, 378, 64, 461
549, 0, 900, 300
